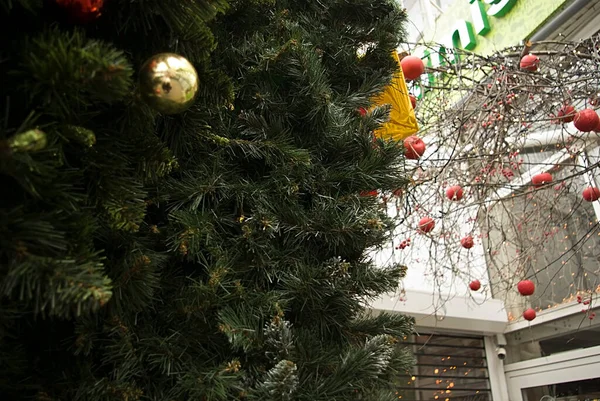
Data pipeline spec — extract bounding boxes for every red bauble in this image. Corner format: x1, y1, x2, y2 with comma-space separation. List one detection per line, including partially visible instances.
520, 54, 539, 71
417, 216, 435, 233
461, 235, 474, 249
517, 279, 535, 296
409, 95, 417, 109
556, 105, 576, 123
55, 0, 104, 22
401, 56, 425, 80
574, 108, 600, 132
404, 136, 426, 160
469, 280, 481, 291
358, 107, 367, 116
523, 308, 537, 321
583, 186, 600, 202
531, 172, 552, 187
446, 185, 464, 201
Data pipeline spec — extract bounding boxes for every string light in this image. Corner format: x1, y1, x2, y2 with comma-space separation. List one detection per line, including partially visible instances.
394, 35, 600, 396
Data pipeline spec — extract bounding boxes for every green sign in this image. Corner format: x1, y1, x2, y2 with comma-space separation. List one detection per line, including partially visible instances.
413, 0, 570, 98
423, 0, 570, 57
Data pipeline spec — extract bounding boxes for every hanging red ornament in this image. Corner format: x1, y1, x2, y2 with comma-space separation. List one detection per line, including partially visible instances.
469, 280, 481, 291
531, 172, 552, 187
409, 94, 417, 109
556, 105, 576, 123
417, 216, 435, 233
358, 107, 367, 116
55, 0, 104, 23
445, 185, 464, 201
574, 108, 600, 132
461, 235, 474, 249
404, 136, 426, 160
523, 308, 537, 321
520, 54, 539, 72
400, 56, 425, 81
582, 187, 600, 202
517, 279, 535, 296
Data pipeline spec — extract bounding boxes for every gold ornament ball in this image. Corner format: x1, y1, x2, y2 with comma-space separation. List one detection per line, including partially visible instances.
9, 129, 48, 153
139, 53, 199, 114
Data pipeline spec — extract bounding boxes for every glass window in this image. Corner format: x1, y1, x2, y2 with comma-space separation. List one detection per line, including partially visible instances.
539, 325, 600, 355
504, 310, 600, 364
481, 150, 600, 318
397, 333, 492, 400
522, 377, 600, 401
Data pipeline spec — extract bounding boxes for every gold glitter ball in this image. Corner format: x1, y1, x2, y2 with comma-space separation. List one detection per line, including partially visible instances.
139, 53, 199, 114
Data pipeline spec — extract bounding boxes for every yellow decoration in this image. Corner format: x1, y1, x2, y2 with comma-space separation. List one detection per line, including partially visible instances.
371, 52, 419, 141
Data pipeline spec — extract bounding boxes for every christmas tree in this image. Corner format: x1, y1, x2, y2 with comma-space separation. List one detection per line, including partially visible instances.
0, 0, 414, 400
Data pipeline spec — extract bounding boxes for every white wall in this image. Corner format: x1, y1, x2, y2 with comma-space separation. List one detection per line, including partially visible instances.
371, 288, 507, 334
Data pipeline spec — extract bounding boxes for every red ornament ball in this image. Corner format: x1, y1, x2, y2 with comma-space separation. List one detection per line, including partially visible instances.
417, 216, 435, 233
574, 108, 600, 132
531, 172, 552, 187
469, 280, 481, 291
55, 0, 104, 22
446, 185, 464, 201
523, 308, 537, 321
404, 136, 426, 160
556, 105, 576, 123
583, 187, 600, 202
517, 279, 535, 296
401, 56, 425, 81
358, 107, 367, 116
520, 54, 539, 72
461, 235, 474, 249
409, 94, 417, 109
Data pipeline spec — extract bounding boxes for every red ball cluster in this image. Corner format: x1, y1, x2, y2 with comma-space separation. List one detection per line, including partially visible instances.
517, 279, 535, 296
404, 136, 426, 160
409, 94, 417, 109
417, 217, 435, 233
583, 187, 600, 202
531, 172, 552, 187
401, 56, 425, 81
520, 54, 539, 72
460, 235, 474, 249
446, 185, 464, 201
523, 308, 537, 321
556, 104, 576, 123
574, 108, 600, 132
469, 280, 481, 291
396, 238, 412, 250
56, 0, 104, 23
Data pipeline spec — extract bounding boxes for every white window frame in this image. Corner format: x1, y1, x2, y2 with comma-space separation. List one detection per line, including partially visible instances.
504, 344, 600, 401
